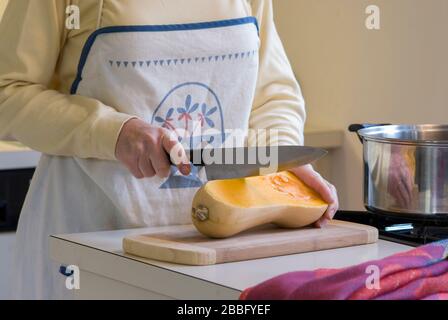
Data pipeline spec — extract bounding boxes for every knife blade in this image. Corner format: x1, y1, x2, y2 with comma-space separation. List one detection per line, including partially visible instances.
173, 146, 327, 180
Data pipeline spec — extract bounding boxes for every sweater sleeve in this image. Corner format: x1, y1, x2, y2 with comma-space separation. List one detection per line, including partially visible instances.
0, 0, 134, 160
248, 0, 306, 146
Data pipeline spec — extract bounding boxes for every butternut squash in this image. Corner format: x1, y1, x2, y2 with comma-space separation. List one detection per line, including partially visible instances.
191, 171, 328, 238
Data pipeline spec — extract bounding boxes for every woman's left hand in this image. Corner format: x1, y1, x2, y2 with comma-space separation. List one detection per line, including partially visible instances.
289, 164, 339, 228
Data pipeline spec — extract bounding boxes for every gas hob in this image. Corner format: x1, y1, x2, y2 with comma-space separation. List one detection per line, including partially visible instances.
335, 210, 448, 247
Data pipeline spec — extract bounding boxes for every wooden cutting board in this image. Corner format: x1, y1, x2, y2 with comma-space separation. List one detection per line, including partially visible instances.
123, 220, 378, 266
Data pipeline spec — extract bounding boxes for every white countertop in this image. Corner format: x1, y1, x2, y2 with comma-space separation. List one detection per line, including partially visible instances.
0, 141, 41, 170
304, 129, 344, 149
50, 225, 412, 299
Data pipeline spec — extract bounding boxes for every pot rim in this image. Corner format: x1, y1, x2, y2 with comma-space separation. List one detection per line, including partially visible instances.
358, 124, 448, 146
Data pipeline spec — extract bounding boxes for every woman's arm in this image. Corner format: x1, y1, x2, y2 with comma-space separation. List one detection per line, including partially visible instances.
248, 0, 306, 146
0, 0, 133, 160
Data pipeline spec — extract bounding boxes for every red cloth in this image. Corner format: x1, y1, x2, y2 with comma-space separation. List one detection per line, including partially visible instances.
240, 240, 448, 300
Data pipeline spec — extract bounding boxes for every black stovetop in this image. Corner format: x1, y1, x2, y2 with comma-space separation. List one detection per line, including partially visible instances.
334, 210, 448, 247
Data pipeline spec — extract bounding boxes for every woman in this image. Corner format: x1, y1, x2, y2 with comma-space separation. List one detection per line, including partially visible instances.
0, 0, 338, 299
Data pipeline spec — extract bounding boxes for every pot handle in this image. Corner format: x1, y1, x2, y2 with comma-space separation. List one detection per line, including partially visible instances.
348, 123, 391, 144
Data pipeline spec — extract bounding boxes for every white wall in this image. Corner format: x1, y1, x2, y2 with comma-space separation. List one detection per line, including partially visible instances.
274, 0, 448, 209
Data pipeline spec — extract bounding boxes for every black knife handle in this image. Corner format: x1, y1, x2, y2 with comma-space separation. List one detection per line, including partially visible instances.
168, 149, 204, 166
188, 149, 204, 166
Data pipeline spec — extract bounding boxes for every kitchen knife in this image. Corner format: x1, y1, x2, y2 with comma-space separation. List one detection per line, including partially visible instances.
172, 146, 327, 180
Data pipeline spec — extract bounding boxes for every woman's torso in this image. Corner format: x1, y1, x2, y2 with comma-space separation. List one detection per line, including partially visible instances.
43, 0, 260, 229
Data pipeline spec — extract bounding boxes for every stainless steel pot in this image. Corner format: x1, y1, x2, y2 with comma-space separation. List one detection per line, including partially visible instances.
349, 124, 448, 216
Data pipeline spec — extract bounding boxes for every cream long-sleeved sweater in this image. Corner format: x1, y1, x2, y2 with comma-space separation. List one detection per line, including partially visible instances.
0, 0, 305, 160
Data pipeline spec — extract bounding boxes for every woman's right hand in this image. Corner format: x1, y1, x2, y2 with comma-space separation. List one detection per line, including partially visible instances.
115, 118, 191, 179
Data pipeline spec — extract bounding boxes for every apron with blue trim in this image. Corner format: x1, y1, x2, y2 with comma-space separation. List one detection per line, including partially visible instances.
14, 17, 259, 298
73, 17, 260, 226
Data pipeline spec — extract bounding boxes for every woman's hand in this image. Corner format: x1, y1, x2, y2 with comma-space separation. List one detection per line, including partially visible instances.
115, 118, 191, 179
289, 164, 339, 228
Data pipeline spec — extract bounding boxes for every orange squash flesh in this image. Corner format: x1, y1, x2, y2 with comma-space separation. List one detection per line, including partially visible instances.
191, 171, 328, 238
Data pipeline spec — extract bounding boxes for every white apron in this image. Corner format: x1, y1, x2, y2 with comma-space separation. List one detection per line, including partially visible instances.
13, 17, 260, 299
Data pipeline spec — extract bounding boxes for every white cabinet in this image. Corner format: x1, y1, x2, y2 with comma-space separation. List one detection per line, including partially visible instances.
50, 228, 411, 300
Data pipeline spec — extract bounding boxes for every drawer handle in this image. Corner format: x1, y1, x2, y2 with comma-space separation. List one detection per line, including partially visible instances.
59, 265, 74, 277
